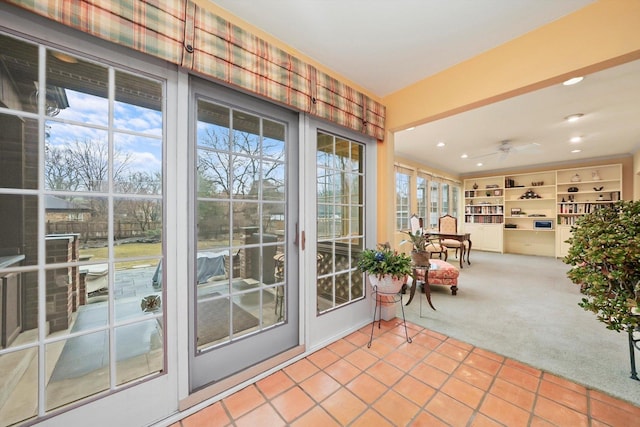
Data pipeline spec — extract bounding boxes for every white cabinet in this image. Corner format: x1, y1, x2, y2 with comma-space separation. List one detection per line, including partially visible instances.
463, 223, 503, 253
556, 225, 573, 259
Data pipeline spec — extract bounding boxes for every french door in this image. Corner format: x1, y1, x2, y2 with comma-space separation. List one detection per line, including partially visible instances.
189, 78, 299, 390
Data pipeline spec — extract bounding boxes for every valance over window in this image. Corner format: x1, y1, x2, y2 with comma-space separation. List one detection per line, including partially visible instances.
7, 0, 386, 139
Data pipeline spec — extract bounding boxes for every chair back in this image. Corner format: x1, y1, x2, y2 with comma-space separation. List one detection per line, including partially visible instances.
409, 214, 421, 234
439, 214, 458, 234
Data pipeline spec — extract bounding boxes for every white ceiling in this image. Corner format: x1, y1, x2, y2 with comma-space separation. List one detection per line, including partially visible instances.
211, 0, 640, 175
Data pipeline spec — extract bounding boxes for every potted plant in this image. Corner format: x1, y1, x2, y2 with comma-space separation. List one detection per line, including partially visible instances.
356, 244, 412, 294
401, 229, 431, 265
564, 200, 640, 333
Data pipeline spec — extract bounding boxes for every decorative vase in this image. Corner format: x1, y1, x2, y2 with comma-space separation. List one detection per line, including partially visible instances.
571, 173, 581, 182
368, 274, 405, 294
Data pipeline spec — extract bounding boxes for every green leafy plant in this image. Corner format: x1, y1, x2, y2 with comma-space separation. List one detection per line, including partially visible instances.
564, 200, 640, 333
400, 229, 428, 252
356, 244, 412, 280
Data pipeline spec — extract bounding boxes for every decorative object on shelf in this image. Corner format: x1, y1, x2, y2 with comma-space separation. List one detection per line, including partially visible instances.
472, 182, 478, 189
568, 187, 579, 192
593, 186, 604, 192
505, 177, 515, 188
531, 181, 544, 186
562, 197, 566, 202
520, 189, 541, 199
504, 223, 517, 229
597, 194, 605, 201
493, 189, 502, 196
486, 191, 491, 197
510, 208, 521, 215
592, 170, 601, 181
571, 173, 581, 182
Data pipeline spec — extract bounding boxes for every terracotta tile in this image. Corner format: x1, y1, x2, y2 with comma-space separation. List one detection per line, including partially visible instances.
320, 387, 367, 425
326, 337, 357, 357
497, 364, 540, 392
283, 358, 319, 383
350, 408, 394, 427
504, 358, 542, 378
405, 320, 424, 333
441, 376, 485, 409
346, 373, 388, 404
255, 370, 295, 399
299, 371, 341, 402
589, 389, 640, 416
538, 378, 588, 413
270, 386, 315, 423
383, 348, 421, 372
469, 413, 504, 427
403, 339, 435, 359
479, 394, 530, 427
365, 339, 395, 358
344, 330, 370, 347
393, 374, 436, 406
344, 347, 378, 370
289, 406, 341, 427
424, 351, 461, 374
379, 330, 412, 348
533, 396, 588, 427
471, 347, 505, 363
181, 401, 230, 427
410, 362, 449, 389
372, 389, 421, 426
488, 378, 535, 411
453, 364, 494, 391
411, 332, 446, 350
590, 395, 639, 426
436, 341, 470, 361
423, 329, 448, 341
222, 385, 265, 419
425, 391, 474, 427
444, 336, 474, 352
463, 352, 502, 376
542, 372, 587, 395
590, 420, 611, 427
529, 416, 557, 427
324, 358, 362, 385
410, 410, 451, 426
365, 360, 404, 386
234, 403, 286, 427
307, 347, 340, 369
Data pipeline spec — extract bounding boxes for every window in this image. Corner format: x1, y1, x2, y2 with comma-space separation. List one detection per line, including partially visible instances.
395, 170, 411, 230
417, 176, 428, 226
0, 33, 164, 422
316, 131, 365, 313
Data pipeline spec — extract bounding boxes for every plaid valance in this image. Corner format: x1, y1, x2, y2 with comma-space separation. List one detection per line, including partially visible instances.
7, 0, 385, 139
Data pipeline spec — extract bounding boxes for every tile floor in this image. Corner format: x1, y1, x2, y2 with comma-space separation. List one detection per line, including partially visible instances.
172, 320, 640, 426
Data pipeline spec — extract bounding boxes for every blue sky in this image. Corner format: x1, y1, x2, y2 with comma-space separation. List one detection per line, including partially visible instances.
48, 90, 162, 174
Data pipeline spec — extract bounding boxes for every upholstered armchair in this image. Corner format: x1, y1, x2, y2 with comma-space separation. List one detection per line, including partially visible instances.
439, 214, 468, 259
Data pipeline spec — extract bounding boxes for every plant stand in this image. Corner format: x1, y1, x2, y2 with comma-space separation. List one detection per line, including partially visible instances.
368, 287, 411, 348
629, 326, 640, 381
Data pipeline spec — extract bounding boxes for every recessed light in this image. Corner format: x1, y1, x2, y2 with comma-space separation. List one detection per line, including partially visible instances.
406, 127, 415, 131
571, 149, 582, 153
563, 77, 584, 86
436, 141, 445, 147
460, 153, 468, 159
565, 113, 584, 122
476, 162, 483, 167
570, 136, 582, 143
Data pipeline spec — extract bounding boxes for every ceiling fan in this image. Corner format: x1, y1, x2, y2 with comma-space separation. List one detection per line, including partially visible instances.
472, 140, 541, 161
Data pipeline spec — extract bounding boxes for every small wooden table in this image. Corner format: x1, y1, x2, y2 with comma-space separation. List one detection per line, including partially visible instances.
426, 232, 472, 268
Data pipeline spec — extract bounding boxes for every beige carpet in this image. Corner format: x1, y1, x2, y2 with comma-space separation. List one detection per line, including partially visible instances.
404, 250, 640, 407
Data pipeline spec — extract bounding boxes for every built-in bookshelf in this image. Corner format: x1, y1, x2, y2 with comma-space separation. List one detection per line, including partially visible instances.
463, 163, 623, 257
